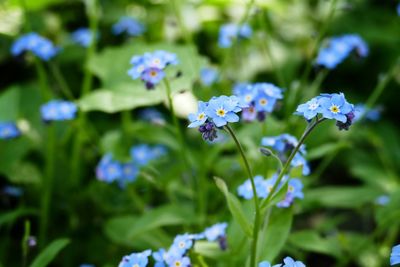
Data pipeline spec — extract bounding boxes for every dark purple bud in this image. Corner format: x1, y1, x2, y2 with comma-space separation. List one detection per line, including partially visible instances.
218, 236, 228, 250
336, 111, 355, 131
256, 111, 266, 122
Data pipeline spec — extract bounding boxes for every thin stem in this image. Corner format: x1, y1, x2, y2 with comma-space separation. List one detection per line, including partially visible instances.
70, 0, 99, 187
224, 125, 260, 267
48, 62, 75, 100
169, 0, 191, 43
260, 118, 324, 210
21, 220, 30, 267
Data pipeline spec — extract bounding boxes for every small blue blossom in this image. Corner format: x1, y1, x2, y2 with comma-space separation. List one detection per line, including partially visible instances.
118, 250, 151, 267
166, 255, 191, 267
204, 222, 227, 242
3, 186, 23, 197
259, 261, 282, 267
0, 122, 21, 140
120, 163, 139, 184
238, 175, 269, 200
128, 51, 178, 89
95, 154, 123, 183
295, 98, 322, 120
391, 244, 400, 266
130, 144, 158, 166
205, 95, 245, 127
71, 28, 97, 48
188, 101, 208, 128
139, 108, 165, 125
375, 195, 390, 206
282, 257, 306, 267
11, 32, 59, 61
218, 23, 252, 48
397, 4, 400, 16
316, 34, 368, 69
153, 248, 167, 267
277, 178, 304, 208
112, 17, 145, 36
200, 67, 219, 86
171, 234, 193, 255
79, 264, 95, 267
353, 104, 381, 122
40, 100, 78, 122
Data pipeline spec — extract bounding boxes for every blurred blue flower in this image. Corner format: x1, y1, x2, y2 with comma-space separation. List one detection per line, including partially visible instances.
118, 250, 151, 267
138, 108, 165, 125
375, 195, 390, 206
204, 222, 228, 242
218, 23, 252, 48
391, 244, 400, 266
128, 50, 178, 89
120, 163, 139, 184
200, 68, 219, 86
130, 144, 164, 166
277, 178, 304, 208
153, 248, 167, 267
282, 257, 306, 267
112, 17, 145, 36
397, 4, 400, 16
316, 34, 368, 69
40, 100, 78, 122
3, 186, 23, 197
11, 32, 59, 61
95, 154, 123, 183
71, 28, 97, 47
0, 122, 21, 140
259, 261, 282, 267
166, 255, 191, 267
238, 175, 269, 199
79, 264, 95, 267
353, 104, 381, 122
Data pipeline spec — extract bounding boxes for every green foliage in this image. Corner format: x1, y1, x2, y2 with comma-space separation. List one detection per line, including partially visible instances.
29, 238, 70, 267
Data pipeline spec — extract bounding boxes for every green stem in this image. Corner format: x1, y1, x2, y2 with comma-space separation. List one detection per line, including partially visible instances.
48, 62, 75, 100
224, 125, 260, 267
39, 124, 56, 246
260, 118, 324, 210
35, 59, 51, 100
70, 0, 99, 187
21, 220, 30, 267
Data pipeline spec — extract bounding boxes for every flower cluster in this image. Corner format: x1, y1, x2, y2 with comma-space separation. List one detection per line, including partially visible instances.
353, 104, 381, 122
237, 175, 304, 208
295, 93, 355, 130
40, 100, 78, 122
96, 144, 166, 187
316, 34, 368, 69
233, 82, 283, 122
71, 28, 97, 48
128, 50, 178, 90
200, 67, 219, 86
0, 122, 21, 140
11, 32, 59, 61
261, 134, 310, 176
118, 222, 228, 267
260, 256, 306, 267
218, 23, 252, 48
391, 244, 400, 266
112, 17, 145, 36
188, 95, 247, 141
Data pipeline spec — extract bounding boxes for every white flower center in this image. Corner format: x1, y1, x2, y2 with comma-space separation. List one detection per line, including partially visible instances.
308, 102, 319, 110
216, 108, 226, 117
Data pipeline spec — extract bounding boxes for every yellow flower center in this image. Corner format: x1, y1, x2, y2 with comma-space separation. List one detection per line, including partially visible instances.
174, 261, 182, 267
288, 185, 294, 192
245, 95, 252, 102
197, 113, 205, 120
150, 70, 157, 77
216, 108, 226, 117
133, 264, 139, 267
267, 186, 273, 192
259, 98, 268, 106
330, 105, 340, 114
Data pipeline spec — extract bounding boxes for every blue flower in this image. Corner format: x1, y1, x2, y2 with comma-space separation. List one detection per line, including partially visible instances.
139, 108, 165, 125
316, 34, 368, 69
118, 250, 151, 267
237, 175, 269, 199
200, 68, 219, 86
40, 100, 78, 122
205, 95, 244, 127
188, 101, 208, 128
397, 4, 400, 16
112, 17, 145, 36
119, 163, 139, 184
3, 186, 23, 197
130, 144, 163, 166
319, 93, 353, 123
95, 154, 123, 183
375, 195, 390, 206
171, 234, 193, 255
140, 67, 165, 90
79, 264, 95, 267
128, 51, 178, 89
259, 261, 282, 267
391, 244, 400, 266
0, 122, 21, 140
218, 23, 252, 48
282, 256, 306, 267
204, 222, 228, 242
71, 28, 97, 47
277, 178, 304, 208
11, 32, 59, 61
353, 104, 381, 122
153, 248, 167, 267
295, 98, 322, 120
166, 255, 191, 267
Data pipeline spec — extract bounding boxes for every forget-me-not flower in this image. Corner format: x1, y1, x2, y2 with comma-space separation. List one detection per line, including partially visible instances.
11, 32, 59, 61
40, 100, 78, 122
0, 122, 21, 140
204, 222, 228, 242
71, 28, 96, 47
118, 250, 151, 267
200, 67, 219, 86
218, 23, 252, 48
112, 17, 145, 36
391, 244, 400, 266
282, 256, 306, 267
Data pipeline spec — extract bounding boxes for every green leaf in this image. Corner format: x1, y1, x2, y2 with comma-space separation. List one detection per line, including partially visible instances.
194, 241, 226, 259
307, 142, 349, 160
214, 177, 253, 237
9, 0, 63, 10
259, 208, 293, 262
79, 42, 206, 113
304, 186, 380, 208
29, 238, 70, 267
0, 85, 20, 121
288, 230, 342, 258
